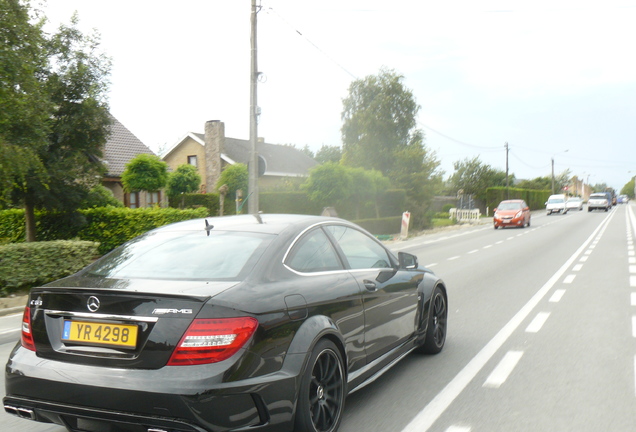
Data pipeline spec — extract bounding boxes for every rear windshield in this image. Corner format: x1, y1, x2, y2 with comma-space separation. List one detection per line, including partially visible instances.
83, 230, 273, 281
590, 195, 606, 200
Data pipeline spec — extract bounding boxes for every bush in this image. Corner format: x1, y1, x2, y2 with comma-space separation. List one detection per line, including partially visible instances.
353, 216, 402, 235
0, 240, 100, 295
78, 207, 209, 254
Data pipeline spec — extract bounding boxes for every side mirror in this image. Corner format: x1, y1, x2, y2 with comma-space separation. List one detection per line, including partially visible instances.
493, 208, 498, 212
398, 252, 418, 270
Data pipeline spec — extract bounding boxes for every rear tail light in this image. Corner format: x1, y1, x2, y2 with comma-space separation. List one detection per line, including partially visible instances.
167, 317, 258, 366
21, 307, 36, 351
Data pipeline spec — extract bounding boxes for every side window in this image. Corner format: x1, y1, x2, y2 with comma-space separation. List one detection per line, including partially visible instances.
286, 228, 343, 273
326, 225, 392, 270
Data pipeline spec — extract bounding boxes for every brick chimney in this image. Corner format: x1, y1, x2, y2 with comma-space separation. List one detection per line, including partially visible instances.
204, 120, 225, 191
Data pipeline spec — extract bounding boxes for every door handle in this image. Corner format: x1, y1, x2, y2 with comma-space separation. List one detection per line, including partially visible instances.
363, 280, 377, 291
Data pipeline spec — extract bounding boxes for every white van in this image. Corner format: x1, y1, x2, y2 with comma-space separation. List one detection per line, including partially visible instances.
545, 194, 568, 215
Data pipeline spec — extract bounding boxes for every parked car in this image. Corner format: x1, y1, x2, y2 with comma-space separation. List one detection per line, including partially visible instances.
4, 214, 448, 432
493, 199, 531, 229
565, 197, 584, 211
588, 192, 610, 212
546, 194, 568, 215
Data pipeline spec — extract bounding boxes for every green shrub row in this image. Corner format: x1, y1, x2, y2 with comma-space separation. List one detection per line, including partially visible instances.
486, 187, 552, 212
0, 240, 100, 295
0, 207, 209, 254
352, 216, 403, 235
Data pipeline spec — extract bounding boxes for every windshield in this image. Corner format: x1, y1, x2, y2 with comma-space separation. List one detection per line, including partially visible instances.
590, 195, 606, 200
497, 202, 522, 210
83, 230, 273, 281
548, 198, 564, 204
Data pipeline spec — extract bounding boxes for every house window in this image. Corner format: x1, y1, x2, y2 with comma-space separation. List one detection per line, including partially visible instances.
148, 191, 160, 206
129, 192, 139, 209
187, 155, 197, 167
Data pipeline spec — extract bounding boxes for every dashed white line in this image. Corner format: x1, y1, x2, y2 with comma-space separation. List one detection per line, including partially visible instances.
630, 265, 636, 274
483, 245, 492, 249
563, 275, 576, 284
631, 292, 636, 306
468, 250, 479, 254
483, 351, 524, 388
445, 426, 471, 432
584, 250, 593, 255
572, 264, 583, 271
448, 256, 460, 261
580, 256, 589, 262
631, 276, 636, 288
630, 257, 636, 264
526, 312, 551, 333
426, 263, 438, 268
496, 241, 504, 245
550, 290, 566, 303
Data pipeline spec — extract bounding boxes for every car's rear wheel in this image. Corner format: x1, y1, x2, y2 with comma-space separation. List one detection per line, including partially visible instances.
295, 339, 345, 432
416, 286, 447, 354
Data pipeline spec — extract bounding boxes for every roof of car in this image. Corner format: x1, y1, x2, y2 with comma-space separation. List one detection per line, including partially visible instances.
153, 214, 349, 235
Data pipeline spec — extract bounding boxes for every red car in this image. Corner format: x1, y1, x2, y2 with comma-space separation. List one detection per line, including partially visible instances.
493, 199, 531, 229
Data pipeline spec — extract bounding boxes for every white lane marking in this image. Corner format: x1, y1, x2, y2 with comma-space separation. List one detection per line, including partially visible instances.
0, 328, 20, 335
630, 257, 636, 264
446, 426, 471, 432
507, 237, 515, 240
631, 276, 636, 288
468, 250, 479, 254
584, 250, 593, 255
448, 256, 460, 261
572, 264, 583, 271
632, 292, 636, 306
580, 256, 589, 262
550, 290, 566, 303
632, 317, 636, 338
563, 275, 576, 284
630, 265, 636, 274
483, 245, 492, 249
634, 356, 636, 397
400, 210, 615, 432
496, 241, 504, 245
483, 351, 524, 388
526, 312, 551, 333
629, 251, 635, 257
391, 225, 492, 251
426, 263, 438, 268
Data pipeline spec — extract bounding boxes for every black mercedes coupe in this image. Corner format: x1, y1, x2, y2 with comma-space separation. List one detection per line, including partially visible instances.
4, 214, 447, 432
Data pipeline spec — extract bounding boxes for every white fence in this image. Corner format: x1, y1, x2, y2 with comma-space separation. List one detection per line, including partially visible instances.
449, 208, 482, 223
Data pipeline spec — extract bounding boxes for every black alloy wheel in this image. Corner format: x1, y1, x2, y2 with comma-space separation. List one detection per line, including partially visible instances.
418, 286, 447, 354
295, 339, 345, 432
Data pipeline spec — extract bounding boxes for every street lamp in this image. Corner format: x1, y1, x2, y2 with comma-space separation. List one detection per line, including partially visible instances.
551, 149, 569, 194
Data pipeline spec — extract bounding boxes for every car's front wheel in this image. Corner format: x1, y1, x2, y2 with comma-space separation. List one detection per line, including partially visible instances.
416, 286, 447, 354
295, 339, 345, 432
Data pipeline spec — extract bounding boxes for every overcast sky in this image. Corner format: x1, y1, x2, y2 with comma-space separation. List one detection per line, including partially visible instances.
40, 0, 636, 191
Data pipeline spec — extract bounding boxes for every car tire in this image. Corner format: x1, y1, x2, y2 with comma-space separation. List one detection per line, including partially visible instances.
416, 286, 447, 354
494, 225, 498, 230
294, 339, 345, 432
527, 219, 531, 227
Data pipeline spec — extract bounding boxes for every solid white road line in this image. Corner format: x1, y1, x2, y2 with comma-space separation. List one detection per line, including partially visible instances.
400, 209, 616, 432
483, 351, 524, 388
445, 426, 471, 432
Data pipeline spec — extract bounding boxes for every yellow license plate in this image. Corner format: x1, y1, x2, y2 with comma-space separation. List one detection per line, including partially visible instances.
62, 320, 138, 349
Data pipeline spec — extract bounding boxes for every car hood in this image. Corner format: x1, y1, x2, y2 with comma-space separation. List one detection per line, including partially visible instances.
45, 274, 241, 298
495, 209, 521, 216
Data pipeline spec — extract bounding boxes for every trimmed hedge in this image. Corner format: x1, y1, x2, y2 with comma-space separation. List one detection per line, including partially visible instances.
0, 240, 100, 294
486, 187, 552, 212
353, 216, 402, 235
0, 207, 210, 254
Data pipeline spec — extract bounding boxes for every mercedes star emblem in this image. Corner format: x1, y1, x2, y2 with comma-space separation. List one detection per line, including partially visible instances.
87, 296, 100, 312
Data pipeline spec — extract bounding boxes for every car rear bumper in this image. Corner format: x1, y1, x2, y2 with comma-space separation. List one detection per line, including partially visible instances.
4, 346, 301, 432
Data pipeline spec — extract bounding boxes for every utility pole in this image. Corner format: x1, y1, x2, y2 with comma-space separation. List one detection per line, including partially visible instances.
504, 142, 509, 199
248, 0, 259, 214
551, 157, 555, 194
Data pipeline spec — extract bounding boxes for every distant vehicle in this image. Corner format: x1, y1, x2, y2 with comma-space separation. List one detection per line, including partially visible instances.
588, 192, 611, 212
618, 195, 629, 204
565, 197, 584, 211
546, 194, 568, 215
493, 199, 531, 229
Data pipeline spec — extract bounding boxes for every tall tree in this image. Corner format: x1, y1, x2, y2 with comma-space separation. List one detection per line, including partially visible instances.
1, 5, 112, 241
314, 145, 342, 164
121, 154, 168, 194
450, 157, 508, 202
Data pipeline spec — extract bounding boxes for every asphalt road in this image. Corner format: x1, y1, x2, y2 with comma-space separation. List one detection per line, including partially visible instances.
1, 203, 635, 432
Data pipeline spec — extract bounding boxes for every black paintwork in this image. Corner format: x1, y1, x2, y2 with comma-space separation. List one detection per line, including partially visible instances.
4, 214, 446, 432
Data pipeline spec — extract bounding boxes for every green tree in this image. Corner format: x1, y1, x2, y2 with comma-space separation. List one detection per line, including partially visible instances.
340, 68, 442, 227
166, 164, 201, 198
302, 162, 352, 209
80, 185, 123, 208
315, 145, 342, 164
516, 176, 551, 190
121, 154, 168, 193
0, 0, 50, 206
216, 163, 248, 195
1, 6, 112, 241
450, 157, 508, 202
620, 178, 635, 199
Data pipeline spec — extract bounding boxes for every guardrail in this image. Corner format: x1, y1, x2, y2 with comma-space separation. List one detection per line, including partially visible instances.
449, 208, 482, 223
